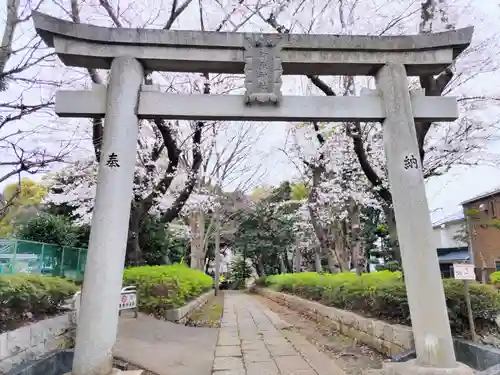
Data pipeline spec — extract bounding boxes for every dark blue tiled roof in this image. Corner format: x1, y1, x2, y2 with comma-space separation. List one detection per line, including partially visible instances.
438, 250, 470, 262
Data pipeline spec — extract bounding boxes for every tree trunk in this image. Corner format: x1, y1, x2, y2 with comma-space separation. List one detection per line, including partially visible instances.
382, 205, 402, 265
294, 246, 302, 273
283, 252, 292, 273
214, 203, 221, 295
279, 255, 286, 274
126, 205, 144, 266
326, 249, 336, 273
189, 210, 205, 270
254, 261, 263, 277
309, 208, 331, 261
479, 252, 488, 284
349, 199, 364, 275
334, 221, 350, 272
307, 166, 334, 261
314, 248, 323, 273
204, 257, 210, 273
258, 257, 266, 276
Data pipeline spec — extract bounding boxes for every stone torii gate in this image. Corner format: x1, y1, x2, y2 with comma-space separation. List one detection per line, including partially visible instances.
33, 12, 474, 375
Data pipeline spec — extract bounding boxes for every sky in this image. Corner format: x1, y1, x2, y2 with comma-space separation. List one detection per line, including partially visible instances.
1, 0, 500, 224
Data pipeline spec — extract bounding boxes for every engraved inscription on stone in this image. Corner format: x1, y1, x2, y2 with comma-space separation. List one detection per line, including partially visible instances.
243, 34, 284, 105
106, 152, 120, 168
404, 153, 419, 170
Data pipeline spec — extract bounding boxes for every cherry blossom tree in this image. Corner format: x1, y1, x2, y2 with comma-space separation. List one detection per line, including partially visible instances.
37, 0, 274, 264
5, 0, 500, 270
260, 0, 500, 265
287, 117, 379, 273
189, 121, 267, 270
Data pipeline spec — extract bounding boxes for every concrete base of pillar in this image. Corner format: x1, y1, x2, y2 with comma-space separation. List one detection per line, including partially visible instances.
63, 369, 143, 375
367, 360, 475, 375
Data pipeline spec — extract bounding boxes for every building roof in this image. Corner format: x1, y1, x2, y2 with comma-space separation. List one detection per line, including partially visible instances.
437, 249, 470, 263
461, 186, 500, 206
432, 211, 465, 228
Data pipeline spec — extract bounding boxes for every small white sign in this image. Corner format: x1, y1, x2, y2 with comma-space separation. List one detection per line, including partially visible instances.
453, 263, 475, 280
119, 293, 137, 310
71, 285, 138, 321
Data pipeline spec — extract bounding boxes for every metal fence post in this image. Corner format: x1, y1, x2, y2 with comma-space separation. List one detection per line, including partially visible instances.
76, 247, 81, 278
61, 246, 65, 277
12, 240, 19, 274
40, 243, 45, 275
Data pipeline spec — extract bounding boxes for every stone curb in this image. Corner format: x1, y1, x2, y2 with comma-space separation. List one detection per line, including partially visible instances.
165, 289, 215, 323
255, 287, 413, 356
0, 313, 73, 374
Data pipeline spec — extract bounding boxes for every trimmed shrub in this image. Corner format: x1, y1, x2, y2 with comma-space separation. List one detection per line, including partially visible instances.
0, 274, 78, 332
490, 271, 500, 287
261, 271, 500, 335
122, 264, 213, 318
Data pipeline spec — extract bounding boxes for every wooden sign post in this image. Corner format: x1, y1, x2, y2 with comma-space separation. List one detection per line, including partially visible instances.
453, 263, 477, 342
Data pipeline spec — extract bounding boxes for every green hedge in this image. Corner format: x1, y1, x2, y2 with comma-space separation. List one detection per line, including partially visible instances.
490, 271, 500, 286
0, 274, 79, 332
122, 264, 213, 318
259, 271, 500, 335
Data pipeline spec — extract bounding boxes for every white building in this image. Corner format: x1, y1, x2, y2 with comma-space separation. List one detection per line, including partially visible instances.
432, 212, 470, 278
432, 212, 467, 249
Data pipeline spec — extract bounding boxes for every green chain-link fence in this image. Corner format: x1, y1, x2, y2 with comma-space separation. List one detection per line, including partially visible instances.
0, 239, 87, 281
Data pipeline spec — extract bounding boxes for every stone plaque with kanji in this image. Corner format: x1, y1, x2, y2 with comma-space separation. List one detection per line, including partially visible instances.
243, 34, 284, 105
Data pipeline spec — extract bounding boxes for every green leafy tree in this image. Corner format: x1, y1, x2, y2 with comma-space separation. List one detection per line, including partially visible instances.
360, 206, 399, 271
15, 213, 82, 277
139, 215, 171, 265
139, 216, 188, 265
0, 179, 47, 237
15, 213, 79, 246
229, 257, 253, 289
250, 186, 273, 202
290, 183, 309, 201
452, 222, 469, 245
43, 202, 82, 223
72, 224, 91, 248
234, 198, 297, 276
267, 181, 292, 203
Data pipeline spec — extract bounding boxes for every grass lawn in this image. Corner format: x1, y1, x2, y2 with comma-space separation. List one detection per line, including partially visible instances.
185, 291, 224, 328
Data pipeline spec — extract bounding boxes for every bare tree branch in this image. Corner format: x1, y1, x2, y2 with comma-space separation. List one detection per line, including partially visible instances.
1, 0, 75, 190
165, 0, 195, 30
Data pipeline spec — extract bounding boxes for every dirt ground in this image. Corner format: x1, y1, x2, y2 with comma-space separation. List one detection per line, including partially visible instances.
185, 291, 225, 328
251, 293, 386, 375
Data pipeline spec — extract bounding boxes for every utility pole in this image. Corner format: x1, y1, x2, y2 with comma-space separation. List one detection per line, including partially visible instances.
214, 184, 221, 295
213, 125, 222, 296
190, 167, 205, 270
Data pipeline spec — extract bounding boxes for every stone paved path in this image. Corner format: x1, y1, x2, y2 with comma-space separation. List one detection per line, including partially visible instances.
115, 312, 218, 375
214, 292, 346, 375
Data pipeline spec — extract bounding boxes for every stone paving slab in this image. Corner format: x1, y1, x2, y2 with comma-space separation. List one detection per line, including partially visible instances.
115, 313, 218, 375
212, 292, 346, 375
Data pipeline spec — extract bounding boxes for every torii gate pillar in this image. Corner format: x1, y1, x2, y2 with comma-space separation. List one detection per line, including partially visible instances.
377, 63, 455, 368
72, 57, 143, 375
